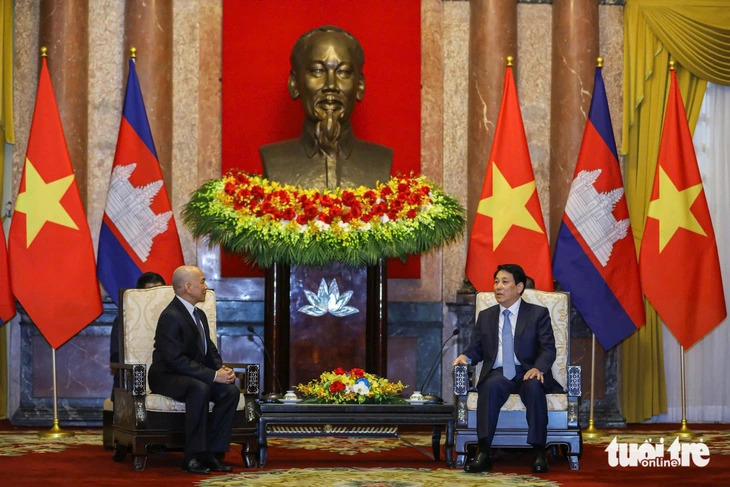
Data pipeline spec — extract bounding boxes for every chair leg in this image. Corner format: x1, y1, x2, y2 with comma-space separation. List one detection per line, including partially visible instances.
132, 455, 148, 471
112, 442, 128, 462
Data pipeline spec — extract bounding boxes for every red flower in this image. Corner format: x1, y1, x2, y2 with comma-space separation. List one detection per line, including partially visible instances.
361, 213, 373, 223
329, 206, 342, 218
320, 194, 334, 207
224, 182, 237, 195
419, 185, 431, 195
350, 205, 362, 219
391, 199, 404, 211
296, 214, 309, 225
318, 213, 333, 224
387, 210, 399, 220
261, 201, 274, 214
329, 381, 346, 393
333, 367, 347, 375
380, 186, 393, 198
397, 183, 409, 193
363, 190, 377, 204
350, 368, 365, 378
235, 173, 249, 185
342, 191, 356, 206
407, 209, 418, 219
408, 193, 423, 205
341, 212, 353, 223
282, 207, 296, 221
251, 185, 265, 199
304, 205, 318, 219
372, 202, 387, 216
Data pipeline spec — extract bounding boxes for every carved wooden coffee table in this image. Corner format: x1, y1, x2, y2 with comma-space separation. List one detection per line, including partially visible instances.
257, 403, 455, 467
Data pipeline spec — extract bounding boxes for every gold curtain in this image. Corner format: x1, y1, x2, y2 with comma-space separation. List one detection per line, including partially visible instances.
622, 0, 730, 422
0, 0, 15, 420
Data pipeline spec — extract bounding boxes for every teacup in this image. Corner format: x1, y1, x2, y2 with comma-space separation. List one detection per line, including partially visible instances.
283, 390, 298, 401
410, 391, 424, 402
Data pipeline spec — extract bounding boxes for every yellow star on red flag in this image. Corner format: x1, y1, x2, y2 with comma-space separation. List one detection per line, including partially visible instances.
14, 158, 78, 247
477, 163, 543, 250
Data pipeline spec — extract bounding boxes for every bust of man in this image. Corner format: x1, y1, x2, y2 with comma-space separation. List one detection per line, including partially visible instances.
260, 25, 393, 190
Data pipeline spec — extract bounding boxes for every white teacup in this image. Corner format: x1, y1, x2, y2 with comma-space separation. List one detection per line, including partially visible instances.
410, 390, 424, 402
283, 390, 298, 401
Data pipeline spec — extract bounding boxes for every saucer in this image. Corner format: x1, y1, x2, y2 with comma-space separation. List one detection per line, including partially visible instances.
405, 399, 426, 405
280, 398, 303, 404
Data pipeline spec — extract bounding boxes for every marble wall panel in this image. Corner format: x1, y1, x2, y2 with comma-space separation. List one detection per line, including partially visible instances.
172, 0, 201, 265
442, 1, 470, 302
599, 5, 624, 158
86, 0, 124, 253
516, 3, 552, 239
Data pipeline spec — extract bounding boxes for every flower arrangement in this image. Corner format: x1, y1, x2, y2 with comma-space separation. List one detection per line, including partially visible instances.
296, 367, 406, 404
182, 171, 465, 268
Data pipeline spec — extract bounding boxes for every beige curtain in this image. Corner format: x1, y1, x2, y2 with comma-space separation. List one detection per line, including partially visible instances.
622, 0, 730, 422
0, 0, 15, 420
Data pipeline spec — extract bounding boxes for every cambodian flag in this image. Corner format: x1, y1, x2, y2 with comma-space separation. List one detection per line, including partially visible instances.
552, 66, 644, 350
97, 57, 183, 304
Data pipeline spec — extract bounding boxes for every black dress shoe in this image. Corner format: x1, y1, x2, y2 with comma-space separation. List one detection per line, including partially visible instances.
204, 456, 233, 472
464, 451, 493, 473
532, 450, 549, 473
182, 458, 210, 475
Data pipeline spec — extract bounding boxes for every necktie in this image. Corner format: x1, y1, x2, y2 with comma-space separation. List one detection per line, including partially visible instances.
502, 309, 515, 380
193, 308, 207, 354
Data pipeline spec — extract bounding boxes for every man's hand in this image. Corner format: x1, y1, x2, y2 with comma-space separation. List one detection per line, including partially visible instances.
214, 366, 236, 384
452, 354, 469, 367
523, 367, 544, 383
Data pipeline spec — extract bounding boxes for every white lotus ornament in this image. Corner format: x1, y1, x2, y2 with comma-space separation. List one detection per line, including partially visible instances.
298, 278, 359, 317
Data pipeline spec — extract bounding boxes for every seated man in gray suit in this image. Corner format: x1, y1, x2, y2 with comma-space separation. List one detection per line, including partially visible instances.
453, 263, 562, 474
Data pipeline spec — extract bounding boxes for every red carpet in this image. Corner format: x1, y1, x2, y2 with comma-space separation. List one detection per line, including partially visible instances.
0, 421, 728, 486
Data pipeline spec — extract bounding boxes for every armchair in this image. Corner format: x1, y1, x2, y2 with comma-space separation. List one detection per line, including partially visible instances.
110, 286, 260, 470
453, 289, 582, 470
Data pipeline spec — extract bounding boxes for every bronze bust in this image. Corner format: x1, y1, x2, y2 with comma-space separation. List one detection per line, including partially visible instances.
260, 25, 393, 190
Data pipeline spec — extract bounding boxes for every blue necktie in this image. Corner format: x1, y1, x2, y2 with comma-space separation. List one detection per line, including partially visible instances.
502, 309, 515, 380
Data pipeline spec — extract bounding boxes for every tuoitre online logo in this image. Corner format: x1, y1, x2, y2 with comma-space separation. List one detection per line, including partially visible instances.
605, 436, 710, 467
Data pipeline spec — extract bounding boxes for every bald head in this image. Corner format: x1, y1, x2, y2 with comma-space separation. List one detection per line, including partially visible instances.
172, 265, 209, 305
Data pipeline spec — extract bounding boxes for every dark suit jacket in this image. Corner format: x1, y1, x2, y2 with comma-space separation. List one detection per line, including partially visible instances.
463, 299, 563, 393
149, 296, 222, 385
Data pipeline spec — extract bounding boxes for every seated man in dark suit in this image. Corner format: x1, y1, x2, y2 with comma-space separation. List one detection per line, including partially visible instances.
148, 265, 238, 475
109, 271, 165, 394
452, 263, 562, 474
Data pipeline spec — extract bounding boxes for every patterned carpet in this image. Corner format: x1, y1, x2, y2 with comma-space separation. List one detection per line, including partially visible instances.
1, 424, 729, 486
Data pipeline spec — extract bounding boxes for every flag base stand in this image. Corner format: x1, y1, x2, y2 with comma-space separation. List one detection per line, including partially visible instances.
582, 334, 605, 439
38, 418, 75, 439
674, 419, 695, 440
37, 348, 76, 439
674, 346, 696, 440
583, 418, 605, 438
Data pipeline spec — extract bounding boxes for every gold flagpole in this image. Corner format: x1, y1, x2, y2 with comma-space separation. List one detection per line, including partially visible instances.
38, 348, 74, 438
583, 333, 604, 438
675, 345, 694, 439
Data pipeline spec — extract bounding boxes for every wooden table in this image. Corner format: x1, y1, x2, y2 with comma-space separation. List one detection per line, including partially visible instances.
257, 403, 455, 467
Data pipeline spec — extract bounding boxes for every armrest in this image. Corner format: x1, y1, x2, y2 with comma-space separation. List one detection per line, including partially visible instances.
110, 363, 147, 397
224, 362, 260, 396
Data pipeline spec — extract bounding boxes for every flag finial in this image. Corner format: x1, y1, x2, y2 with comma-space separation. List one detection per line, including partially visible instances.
130, 46, 136, 59
40, 46, 48, 58
506, 56, 514, 67
669, 59, 676, 71
597, 57, 604, 68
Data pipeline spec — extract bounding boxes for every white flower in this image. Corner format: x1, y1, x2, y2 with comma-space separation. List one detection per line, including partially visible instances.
380, 215, 390, 224
359, 223, 371, 232
337, 221, 351, 232
352, 382, 370, 396
314, 220, 330, 231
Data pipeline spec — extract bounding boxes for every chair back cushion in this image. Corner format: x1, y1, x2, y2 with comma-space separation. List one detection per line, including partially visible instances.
122, 286, 217, 393
475, 289, 569, 389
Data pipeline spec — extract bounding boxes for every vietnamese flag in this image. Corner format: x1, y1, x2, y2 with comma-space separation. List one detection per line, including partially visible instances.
639, 69, 726, 349
465, 63, 553, 291
8, 57, 102, 349
0, 224, 14, 322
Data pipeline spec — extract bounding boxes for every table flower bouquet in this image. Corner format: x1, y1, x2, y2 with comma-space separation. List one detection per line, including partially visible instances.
182, 171, 465, 268
296, 367, 406, 404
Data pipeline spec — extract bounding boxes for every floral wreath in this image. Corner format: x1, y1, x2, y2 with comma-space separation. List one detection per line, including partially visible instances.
183, 171, 465, 268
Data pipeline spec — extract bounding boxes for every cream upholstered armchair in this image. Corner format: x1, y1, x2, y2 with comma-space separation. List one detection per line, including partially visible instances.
110, 286, 260, 471
453, 289, 582, 470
